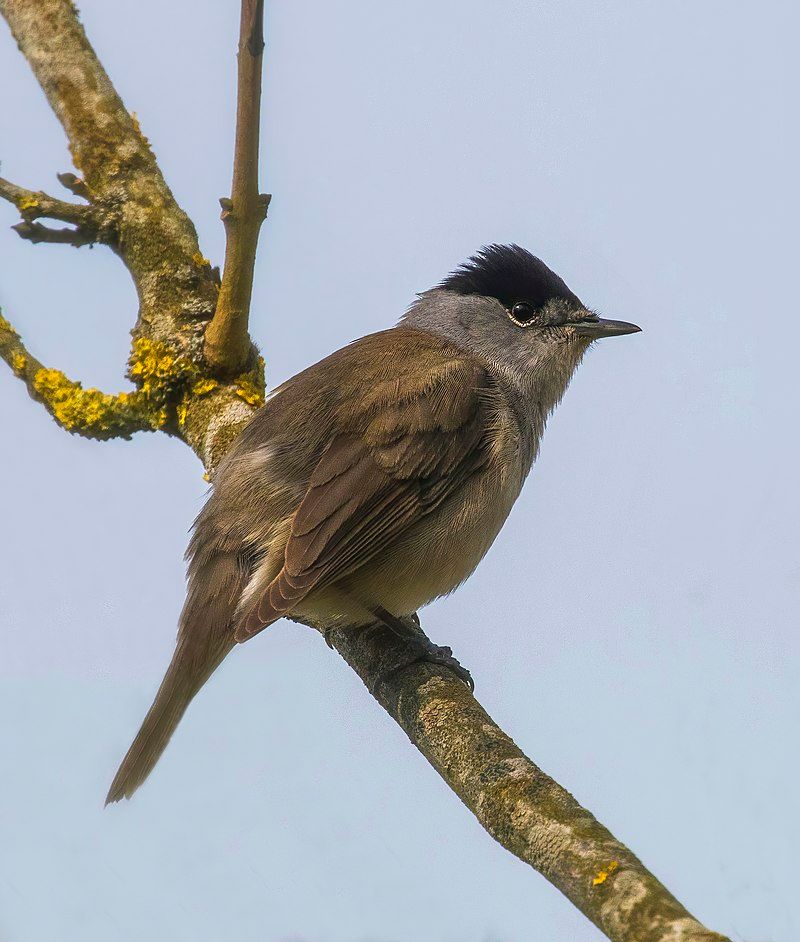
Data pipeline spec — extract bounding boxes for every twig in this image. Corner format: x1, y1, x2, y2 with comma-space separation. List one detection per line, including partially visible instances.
204, 0, 270, 376
11, 219, 98, 247
0, 175, 111, 246
0, 175, 94, 224
56, 171, 91, 200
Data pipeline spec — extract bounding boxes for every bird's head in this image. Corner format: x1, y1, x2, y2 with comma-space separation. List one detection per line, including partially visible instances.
404, 244, 640, 372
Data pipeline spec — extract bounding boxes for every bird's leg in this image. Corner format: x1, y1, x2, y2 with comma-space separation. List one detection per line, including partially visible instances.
371, 607, 475, 692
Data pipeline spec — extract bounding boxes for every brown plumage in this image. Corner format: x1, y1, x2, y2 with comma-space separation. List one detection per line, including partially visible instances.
106, 246, 639, 802
106, 330, 505, 802
236, 347, 494, 638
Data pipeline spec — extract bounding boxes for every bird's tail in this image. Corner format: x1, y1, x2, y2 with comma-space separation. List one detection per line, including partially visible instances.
106, 546, 244, 804
105, 633, 233, 804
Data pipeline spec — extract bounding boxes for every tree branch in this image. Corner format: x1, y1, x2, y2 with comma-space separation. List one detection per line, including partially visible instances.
56, 171, 91, 200
322, 621, 730, 942
0, 3, 733, 940
0, 175, 93, 224
203, 0, 270, 376
0, 310, 153, 438
0, 0, 264, 469
0, 0, 218, 348
10, 219, 95, 247
0, 174, 111, 246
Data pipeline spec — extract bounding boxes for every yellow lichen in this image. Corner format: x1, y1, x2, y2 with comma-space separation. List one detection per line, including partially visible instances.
128, 336, 198, 400
191, 377, 219, 397
234, 377, 265, 407
31, 368, 147, 436
18, 196, 40, 213
4, 310, 266, 441
592, 861, 619, 886
192, 252, 211, 267
231, 355, 266, 407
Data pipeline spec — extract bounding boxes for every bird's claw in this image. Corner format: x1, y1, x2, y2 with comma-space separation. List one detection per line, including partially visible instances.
420, 642, 475, 692
365, 608, 476, 695
370, 642, 475, 696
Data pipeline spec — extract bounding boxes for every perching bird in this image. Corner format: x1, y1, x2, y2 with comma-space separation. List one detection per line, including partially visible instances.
106, 244, 639, 803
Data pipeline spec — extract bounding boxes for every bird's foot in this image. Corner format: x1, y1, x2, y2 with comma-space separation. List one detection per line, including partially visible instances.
415, 639, 474, 692
370, 607, 475, 693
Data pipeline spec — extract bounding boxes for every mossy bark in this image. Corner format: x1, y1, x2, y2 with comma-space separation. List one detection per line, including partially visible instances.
0, 0, 263, 462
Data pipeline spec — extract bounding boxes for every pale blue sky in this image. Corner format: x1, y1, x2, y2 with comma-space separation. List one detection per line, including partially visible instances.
1, 2, 797, 940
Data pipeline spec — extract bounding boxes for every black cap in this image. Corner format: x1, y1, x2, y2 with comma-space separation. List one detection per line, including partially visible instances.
439, 244, 581, 310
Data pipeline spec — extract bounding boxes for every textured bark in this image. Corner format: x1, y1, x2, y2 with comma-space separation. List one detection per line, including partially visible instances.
327, 622, 729, 942
0, 0, 264, 468
0, 3, 732, 940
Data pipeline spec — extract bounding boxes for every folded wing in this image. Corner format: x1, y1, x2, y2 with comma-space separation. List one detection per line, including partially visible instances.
234, 352, 495, 639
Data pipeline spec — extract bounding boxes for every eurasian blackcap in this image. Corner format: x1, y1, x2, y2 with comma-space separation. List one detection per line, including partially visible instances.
107, 244, 640, 803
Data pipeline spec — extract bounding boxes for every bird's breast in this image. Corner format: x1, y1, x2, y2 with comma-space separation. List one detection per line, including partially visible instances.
342, 449, 528, 618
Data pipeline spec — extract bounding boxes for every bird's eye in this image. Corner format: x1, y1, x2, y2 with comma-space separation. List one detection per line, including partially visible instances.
509, 301, 537, 326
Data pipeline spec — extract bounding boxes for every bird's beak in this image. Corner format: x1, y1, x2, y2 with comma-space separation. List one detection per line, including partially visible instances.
573, 316, 641, 339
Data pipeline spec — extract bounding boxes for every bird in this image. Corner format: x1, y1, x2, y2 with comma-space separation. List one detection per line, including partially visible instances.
106, 244, 640, 803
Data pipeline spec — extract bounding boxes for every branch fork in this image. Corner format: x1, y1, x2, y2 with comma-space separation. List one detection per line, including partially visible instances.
0, 174, 115, 247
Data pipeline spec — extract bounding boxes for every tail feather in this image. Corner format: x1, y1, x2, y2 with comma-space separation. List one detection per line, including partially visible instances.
106, 548, 244, 804
105, 637, 232, 804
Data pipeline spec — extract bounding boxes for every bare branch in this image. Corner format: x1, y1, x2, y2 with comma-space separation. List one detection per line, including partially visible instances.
0, 174, 112, 245
204, 0, 270, 376
11, 219, 96, 247
0, 175, 92, 223
0, 310, 153, 439
324, 621, 732, 942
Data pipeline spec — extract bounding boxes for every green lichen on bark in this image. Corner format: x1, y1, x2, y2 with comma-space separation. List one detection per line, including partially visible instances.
0, 0, 219, 366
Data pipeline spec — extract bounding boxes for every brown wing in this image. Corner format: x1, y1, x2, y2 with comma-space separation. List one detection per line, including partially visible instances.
234, 353, 494, 640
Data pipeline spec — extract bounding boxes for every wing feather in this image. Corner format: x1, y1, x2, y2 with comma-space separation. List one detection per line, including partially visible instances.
234, 348, 495, 640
